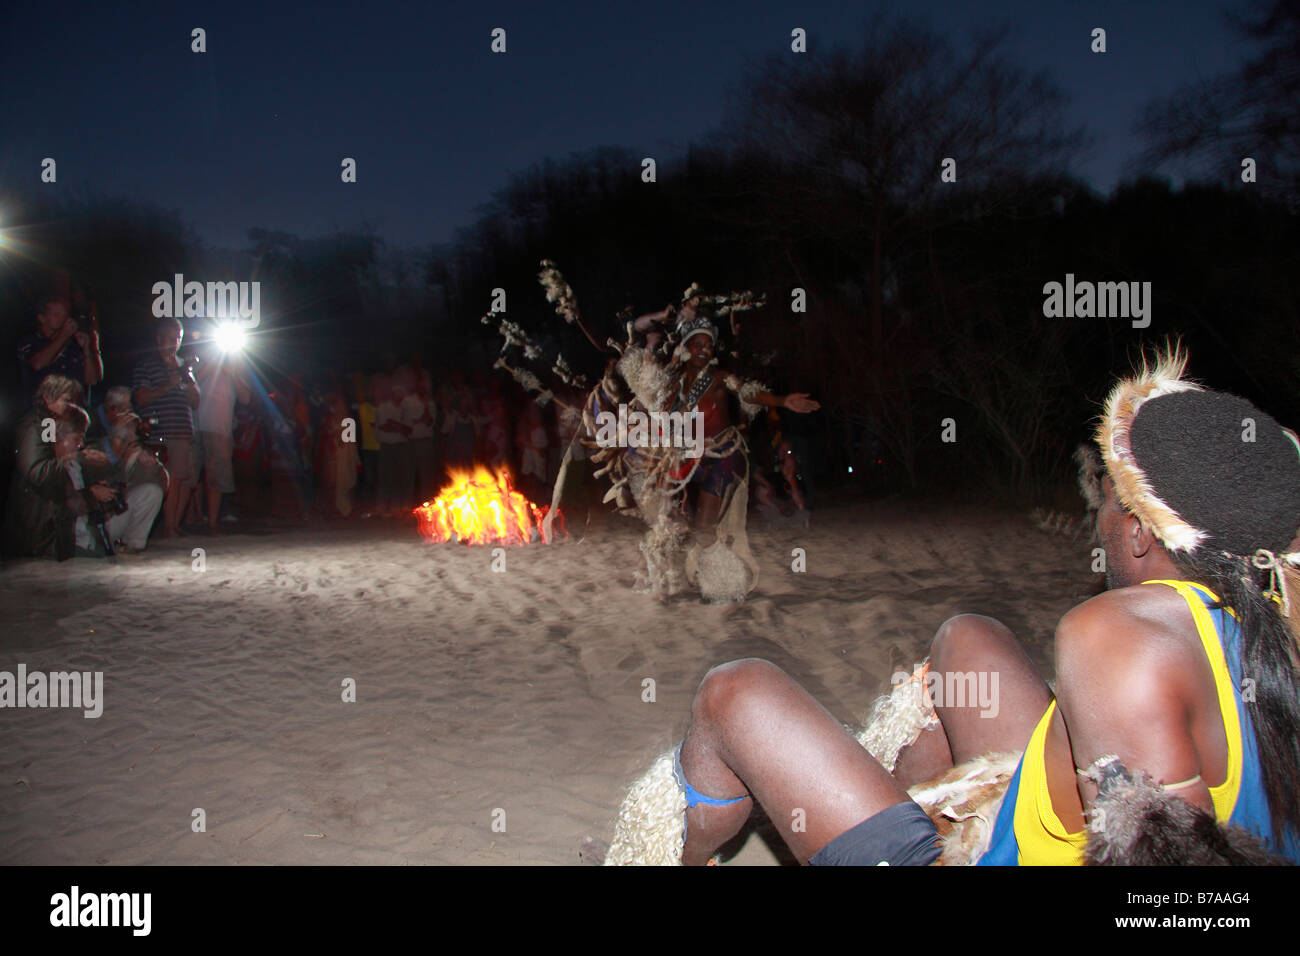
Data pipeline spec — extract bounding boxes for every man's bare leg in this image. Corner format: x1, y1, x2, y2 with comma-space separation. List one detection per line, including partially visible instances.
781, 458, 807, 512
693, 490, 722, 548
678, 658, 911, 865
206, 485, 223, 532
162, 482, 190, 536
891, 724, 954, 789
894, 614, 1053, 787
678, 616, 1053, 864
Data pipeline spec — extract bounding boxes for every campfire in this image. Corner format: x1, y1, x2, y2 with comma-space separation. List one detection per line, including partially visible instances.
413, 465, 562, 545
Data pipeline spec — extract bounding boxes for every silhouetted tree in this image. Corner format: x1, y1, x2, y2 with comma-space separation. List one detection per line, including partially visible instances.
720, 16, 1085, 484
1136, 0, 1300, 207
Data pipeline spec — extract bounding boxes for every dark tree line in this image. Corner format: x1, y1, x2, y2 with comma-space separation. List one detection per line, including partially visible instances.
4, 8, 1295, 504
428, 15, 1298, 501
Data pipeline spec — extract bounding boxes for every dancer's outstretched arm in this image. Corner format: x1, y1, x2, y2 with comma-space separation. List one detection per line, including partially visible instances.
725, 383, 821, 414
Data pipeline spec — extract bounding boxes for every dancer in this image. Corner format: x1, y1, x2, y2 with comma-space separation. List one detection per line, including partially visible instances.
485, 263, 819, 600
605, 346, 1300, 865
668, 303, 818, 600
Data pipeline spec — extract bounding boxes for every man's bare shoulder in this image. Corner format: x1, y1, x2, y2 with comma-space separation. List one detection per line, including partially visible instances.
1055, 582, 1222, 806
1059, 582, 1194, 639
1056, 583, 1200, 694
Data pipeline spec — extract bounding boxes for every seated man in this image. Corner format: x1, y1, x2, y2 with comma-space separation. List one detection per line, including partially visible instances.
658, 349, 1300, 865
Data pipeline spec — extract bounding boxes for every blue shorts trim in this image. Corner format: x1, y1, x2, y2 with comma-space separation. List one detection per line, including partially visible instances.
673, 744, 749, 809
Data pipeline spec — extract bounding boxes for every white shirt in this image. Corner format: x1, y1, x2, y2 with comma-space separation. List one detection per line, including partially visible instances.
196, 364, 237, 436
404, 394, 435, 440
375, 400, 405, 445
66, 460, 91, 551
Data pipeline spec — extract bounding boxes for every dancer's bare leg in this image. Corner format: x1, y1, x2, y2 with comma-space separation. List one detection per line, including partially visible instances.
781, 457, 806, 512
693, 490, 722, 548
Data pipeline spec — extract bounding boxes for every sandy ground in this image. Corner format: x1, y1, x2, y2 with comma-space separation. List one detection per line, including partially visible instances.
0, 502, 1098, 865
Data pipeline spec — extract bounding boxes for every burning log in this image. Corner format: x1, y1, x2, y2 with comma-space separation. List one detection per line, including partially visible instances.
413, 466, 563, 546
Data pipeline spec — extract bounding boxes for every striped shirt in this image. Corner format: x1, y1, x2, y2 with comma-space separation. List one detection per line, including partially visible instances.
133, 352, 195, 442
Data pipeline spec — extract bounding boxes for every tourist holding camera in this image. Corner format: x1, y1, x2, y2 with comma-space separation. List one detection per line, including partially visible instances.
132, 317, 200, 537
16, 296, 103, 400
76, 416, 168, 555
2, 375, 109, 560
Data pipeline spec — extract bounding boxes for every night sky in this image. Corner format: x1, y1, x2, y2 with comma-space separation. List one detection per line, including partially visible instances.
2, 1, 1248, 251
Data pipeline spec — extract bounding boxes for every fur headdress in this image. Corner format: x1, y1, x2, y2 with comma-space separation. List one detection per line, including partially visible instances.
1095, 345, 1206, 552
1096, 344, 1300, 612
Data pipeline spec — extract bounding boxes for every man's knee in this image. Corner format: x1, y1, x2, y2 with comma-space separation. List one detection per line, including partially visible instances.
929, 613, 1015, 669
129, 482, 164, 505
127, 483, 162, 517
693, 658, 786, 727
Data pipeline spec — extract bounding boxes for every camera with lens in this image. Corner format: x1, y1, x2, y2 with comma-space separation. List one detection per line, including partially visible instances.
176, 347, 201, 377
99, 481, 129, 518
88, 482, 128, 557
135, 414, 164, 449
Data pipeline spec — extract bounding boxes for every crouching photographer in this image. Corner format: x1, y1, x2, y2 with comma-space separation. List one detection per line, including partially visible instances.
74, 415, 169, 556
3, 379, 106, 561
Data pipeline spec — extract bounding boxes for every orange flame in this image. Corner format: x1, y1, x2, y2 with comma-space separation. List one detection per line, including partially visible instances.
413, 465, 562, 545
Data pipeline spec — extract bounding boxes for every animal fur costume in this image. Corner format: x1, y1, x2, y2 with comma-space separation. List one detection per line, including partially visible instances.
544, 319, 767, 603
490, 263, 773, 601
603, 347, 1295, 865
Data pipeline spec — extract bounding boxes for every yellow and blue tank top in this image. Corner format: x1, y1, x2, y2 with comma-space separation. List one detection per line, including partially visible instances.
978, 579, 1300, 865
